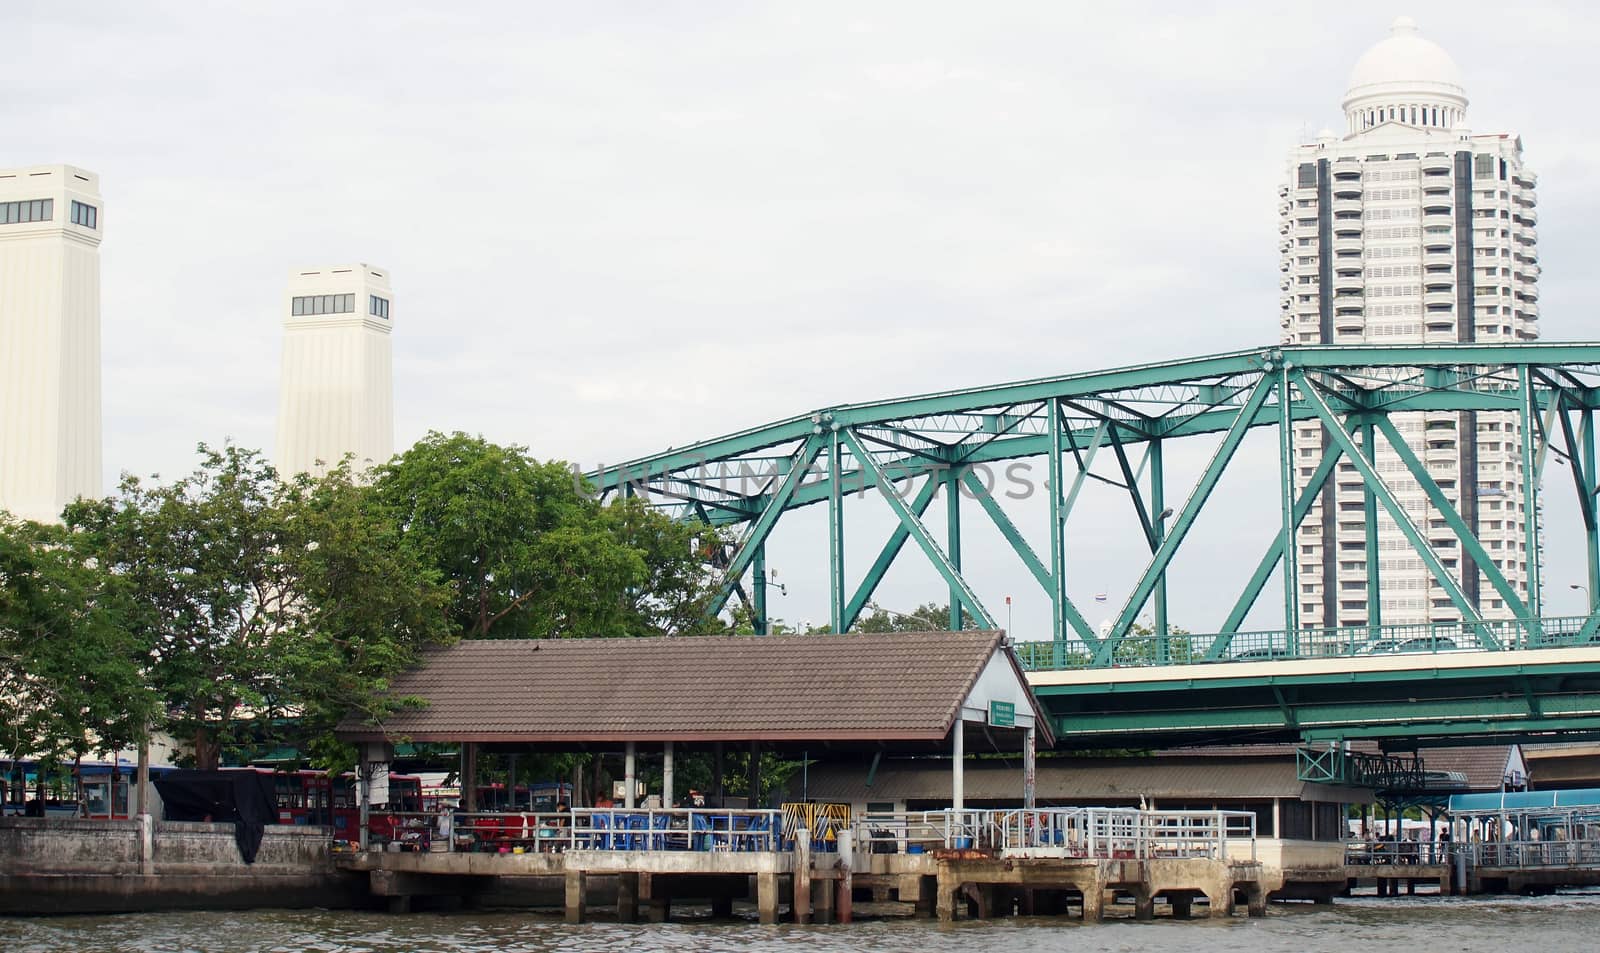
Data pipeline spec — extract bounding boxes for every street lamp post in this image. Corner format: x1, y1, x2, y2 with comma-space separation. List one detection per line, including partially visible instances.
1572, 583, 1592, 613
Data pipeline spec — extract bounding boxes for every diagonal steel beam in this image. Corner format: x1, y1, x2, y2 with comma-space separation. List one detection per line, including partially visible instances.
706, 435, 823, 617
1369, 413, 1531, 622
840, 475, 942, 632
1296, 371, 1488, 633
1096, 376, 1276, 664
1209, 432, 1349, 657
839, 428, 995, 628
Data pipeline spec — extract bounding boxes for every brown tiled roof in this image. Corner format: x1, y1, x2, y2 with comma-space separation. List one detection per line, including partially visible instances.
339, 630, 1035, 745
1417, 746, 1515, 791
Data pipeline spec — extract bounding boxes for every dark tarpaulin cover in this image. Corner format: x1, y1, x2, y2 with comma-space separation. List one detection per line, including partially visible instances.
153, 770, 278, 864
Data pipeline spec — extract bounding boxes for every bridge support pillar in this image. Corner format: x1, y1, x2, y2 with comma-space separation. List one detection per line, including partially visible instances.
792, 833, 812, 924
1245, 885, 1267, 917
564, 870, 586, 924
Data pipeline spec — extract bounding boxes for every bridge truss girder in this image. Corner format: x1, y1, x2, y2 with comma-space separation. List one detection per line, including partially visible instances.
587, 344, 1600, 659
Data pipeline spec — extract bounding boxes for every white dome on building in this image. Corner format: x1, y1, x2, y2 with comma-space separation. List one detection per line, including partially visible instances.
1340, 17, 1468, 135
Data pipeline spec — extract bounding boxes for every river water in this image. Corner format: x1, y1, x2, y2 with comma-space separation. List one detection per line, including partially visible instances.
4, 893, 1599, 953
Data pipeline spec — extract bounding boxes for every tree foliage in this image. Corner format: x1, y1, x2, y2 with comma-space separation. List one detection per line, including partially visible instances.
372, 432, 724, 639
0, 516, 158, 765
66, 446, 453, 769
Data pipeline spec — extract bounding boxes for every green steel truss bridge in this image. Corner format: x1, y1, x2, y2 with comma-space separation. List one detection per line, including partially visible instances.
588, 343, 1600, 748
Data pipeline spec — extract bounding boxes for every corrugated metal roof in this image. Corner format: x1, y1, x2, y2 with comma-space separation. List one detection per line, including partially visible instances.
801, 757, 1366, 803
338, 630, 1040, 744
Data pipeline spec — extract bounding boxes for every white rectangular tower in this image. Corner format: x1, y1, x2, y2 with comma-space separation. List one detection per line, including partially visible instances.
275, 264, 394, 478
0, 164, 103, 523
1279, 19, 1538, 630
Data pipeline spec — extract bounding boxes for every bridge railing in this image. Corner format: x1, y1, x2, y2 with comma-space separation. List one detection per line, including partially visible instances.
1015, 615, 1594, 671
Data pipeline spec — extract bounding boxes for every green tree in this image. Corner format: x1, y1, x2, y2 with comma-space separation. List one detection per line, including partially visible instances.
856, 600, 978, 632
270, 464, 455, 765
373, 431, 722, 639
67, 445, 452, 769
66, 445, 295, 769
0, 515, 158, 766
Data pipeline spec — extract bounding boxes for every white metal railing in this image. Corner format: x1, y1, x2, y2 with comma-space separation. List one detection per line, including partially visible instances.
1462, 839, 1600, 869
366, 808, 782, 853
853, 808, 1255, 862
1343, 839, 1451, 866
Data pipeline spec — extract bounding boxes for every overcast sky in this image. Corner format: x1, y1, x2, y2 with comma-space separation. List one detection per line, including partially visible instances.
7, 1, 1599, 636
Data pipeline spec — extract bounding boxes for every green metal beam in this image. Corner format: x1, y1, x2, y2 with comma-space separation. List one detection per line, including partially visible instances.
946, 465, 963, 630
1277, 368, 1301, 647
1213, 434, 1349, 651
1369, 413, 1530, 623
1361, 419, 1381, 636
828, 428, 845, 634
839, 428, 995, 627
840, 476, 941, 632
706, 435, 823, 616
1295, 370, 1486, 629
1520, 364, 1544, 618
1097, 376, 1276, 664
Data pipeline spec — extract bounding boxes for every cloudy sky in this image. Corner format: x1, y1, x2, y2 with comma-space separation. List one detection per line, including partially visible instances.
7, 1, 1599, 636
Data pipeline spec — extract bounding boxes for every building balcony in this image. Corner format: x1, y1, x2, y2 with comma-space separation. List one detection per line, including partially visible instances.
1422, 154, 1453, 173
1424, 289, 1456, 307
1422, 204, 1453, 218
1334, 273, 1364, 291
1333, 235, 1363, 253
1423, 246, 1453, 263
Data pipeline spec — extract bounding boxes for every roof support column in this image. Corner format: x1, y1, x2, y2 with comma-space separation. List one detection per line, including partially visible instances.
663, 742, 674, 809
1519, 365, 1544, 619
624, 741, 637, 810
1023, 725, 1036, 810
463, 742, 478, 814
952, 723, 965, 811
748, 741, 763, 809
1278, 367, 1302, 653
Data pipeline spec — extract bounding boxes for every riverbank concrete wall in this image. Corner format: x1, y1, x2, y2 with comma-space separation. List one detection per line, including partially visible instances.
0, 817, 365, 914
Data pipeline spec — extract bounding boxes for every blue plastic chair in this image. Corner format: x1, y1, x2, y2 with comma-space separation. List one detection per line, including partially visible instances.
592, 812, 611, 850
626, 813, 648, 851
651, 813, 670, 850
691, 812, 712, 851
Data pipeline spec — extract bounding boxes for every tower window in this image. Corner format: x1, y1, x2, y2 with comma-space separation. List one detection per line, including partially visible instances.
70, 200, 97, 229
292, 294, 356, 316
0, 198, 53, 224
1475, 154, 1495, 178
370, 295, 390, 319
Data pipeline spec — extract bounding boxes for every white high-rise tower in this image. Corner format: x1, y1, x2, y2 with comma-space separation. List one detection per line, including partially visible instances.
0, 164, 103, 523
275, 264, 394, 478
1279, 18, 1539, 629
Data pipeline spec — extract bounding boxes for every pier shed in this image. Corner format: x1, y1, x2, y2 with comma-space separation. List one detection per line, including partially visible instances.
338, 630, 1051, 812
